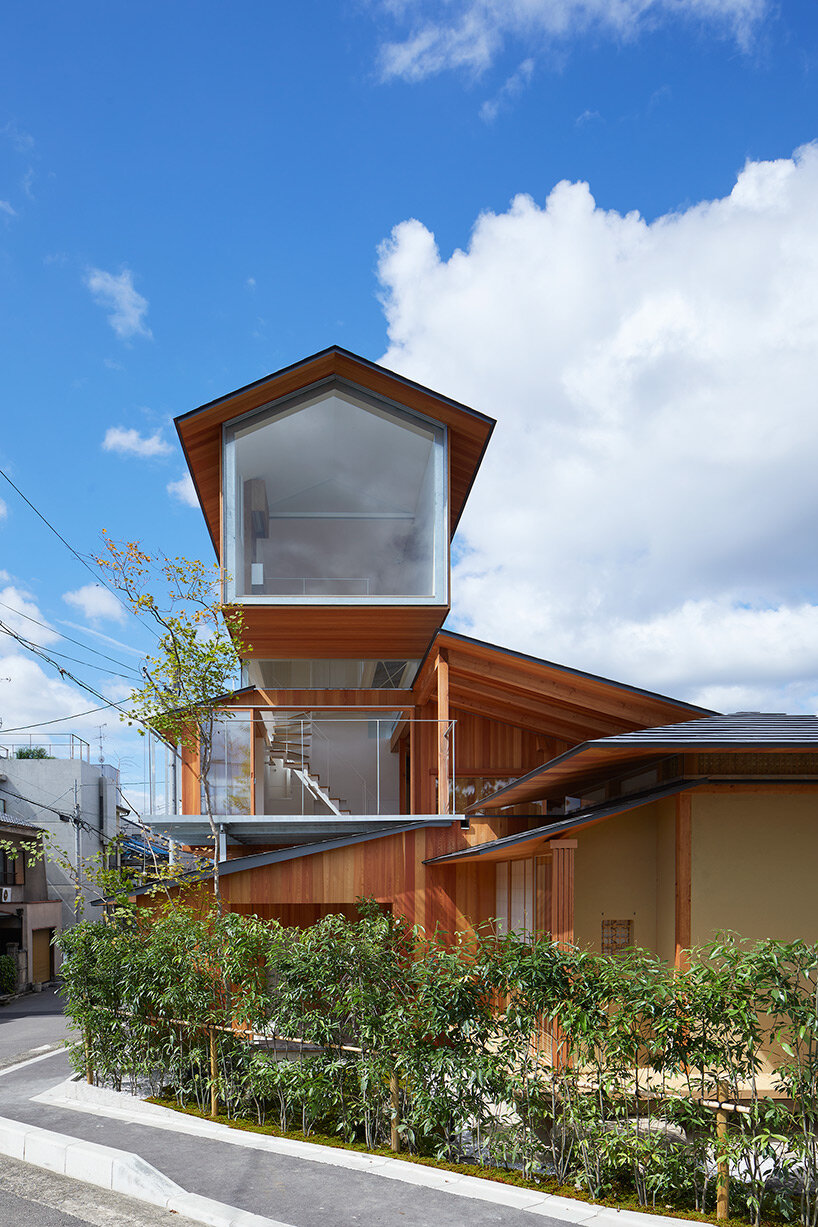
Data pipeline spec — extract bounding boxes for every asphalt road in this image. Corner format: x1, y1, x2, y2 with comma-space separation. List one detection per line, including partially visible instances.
0, 989, 568, 1227
0, 985, 70, 1068
0, 990, 203, 1227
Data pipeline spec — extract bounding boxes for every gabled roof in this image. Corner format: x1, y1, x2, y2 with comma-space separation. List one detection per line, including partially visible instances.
175, 346, 495, 555
414, 629, 714, 743
469, 712, 818, 811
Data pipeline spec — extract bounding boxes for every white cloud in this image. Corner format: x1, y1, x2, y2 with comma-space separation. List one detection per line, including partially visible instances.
0, 586, 61, 648
63, 584, 127, 626
479, 58, 534, 122
167, 473, 199, 508
377, 143, 818, 712
102, 426, 172, 458
377, 0, 768, 81
0, 499, 6, 520
0, 200, 16, 217
85, 267, 152, 340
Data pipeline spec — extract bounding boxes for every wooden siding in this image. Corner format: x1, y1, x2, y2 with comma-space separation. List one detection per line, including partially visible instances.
236, 603, 447, 659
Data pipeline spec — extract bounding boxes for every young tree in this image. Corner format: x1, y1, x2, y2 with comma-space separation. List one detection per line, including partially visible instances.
96, 535, 249, 901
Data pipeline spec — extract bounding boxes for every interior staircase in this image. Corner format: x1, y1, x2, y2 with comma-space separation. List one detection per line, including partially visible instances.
260, 713, 351, 816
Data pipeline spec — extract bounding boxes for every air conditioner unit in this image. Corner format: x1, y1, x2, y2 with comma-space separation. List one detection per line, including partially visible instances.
0, 887, 11, 904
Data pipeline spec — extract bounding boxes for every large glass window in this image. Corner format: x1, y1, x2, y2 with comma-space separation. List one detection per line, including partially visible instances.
223, 382, 446, 602
242, 659, 420, 690
202, 719, 252, 816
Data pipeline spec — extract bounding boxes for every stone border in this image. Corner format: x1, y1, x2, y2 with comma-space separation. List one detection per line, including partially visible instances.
0, 1112, 291, 1227
35, 1076, 695, 1227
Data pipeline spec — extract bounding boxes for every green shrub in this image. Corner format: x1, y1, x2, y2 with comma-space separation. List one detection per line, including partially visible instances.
0, 953, 17, 994
14, 746, 51, 759
57, 907, 818, 1225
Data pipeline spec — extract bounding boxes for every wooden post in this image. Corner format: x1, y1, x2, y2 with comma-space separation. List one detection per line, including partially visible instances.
716, 1081, 729, 1221
549, 841, 577, 947
390, 1069, 400, 1152
436, 649, 450, 815
84, 1033, 93, 1085
675, 793, 692, 969
209, 1027, 219, 1119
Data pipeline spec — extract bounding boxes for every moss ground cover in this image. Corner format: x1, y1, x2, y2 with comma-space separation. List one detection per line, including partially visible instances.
60, 901, 818, 1227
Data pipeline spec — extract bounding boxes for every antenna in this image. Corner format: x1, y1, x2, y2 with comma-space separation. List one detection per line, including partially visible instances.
97, 722, 107, 765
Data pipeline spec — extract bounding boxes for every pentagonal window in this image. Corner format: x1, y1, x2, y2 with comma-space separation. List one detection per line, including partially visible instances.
223, 381, 446, 602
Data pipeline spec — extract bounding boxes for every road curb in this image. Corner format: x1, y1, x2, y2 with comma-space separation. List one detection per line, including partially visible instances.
0, 1112, 292, 1227
39, 1076, 694, 1226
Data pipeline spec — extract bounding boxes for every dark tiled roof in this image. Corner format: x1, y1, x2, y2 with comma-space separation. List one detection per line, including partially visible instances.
0, 813, 42, 831
594, 711, 818, 749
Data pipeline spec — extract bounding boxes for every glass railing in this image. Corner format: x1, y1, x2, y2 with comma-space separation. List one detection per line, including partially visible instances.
197, 711, 455, 818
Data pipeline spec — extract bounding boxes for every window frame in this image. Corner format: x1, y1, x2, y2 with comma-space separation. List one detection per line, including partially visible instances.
222, 377, 449, 606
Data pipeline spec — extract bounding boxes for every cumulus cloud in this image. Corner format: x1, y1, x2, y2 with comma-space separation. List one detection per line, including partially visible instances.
102, 426, 172, 458
167, 473, 199, 508
377, 0, 768, 81
85, 267, 152, 340
63, 584, 127, 625
377, 143, 818, 712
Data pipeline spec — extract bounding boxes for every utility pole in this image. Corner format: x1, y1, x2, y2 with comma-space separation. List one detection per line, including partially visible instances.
73, 780, 82, 923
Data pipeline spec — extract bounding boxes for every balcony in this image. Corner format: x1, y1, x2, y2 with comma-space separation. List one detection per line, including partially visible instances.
142, 709, 457, 850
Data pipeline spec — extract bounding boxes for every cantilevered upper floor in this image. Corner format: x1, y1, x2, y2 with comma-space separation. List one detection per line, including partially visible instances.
175, 347, 495, 660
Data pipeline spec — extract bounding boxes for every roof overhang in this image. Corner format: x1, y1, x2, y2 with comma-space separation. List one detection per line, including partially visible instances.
469, 716, 818, 811
175, 347, 495, 557
429, 780, 703, 864
142, 813, 454, 848
414, 630, 715, 744
125, 817, 456, 898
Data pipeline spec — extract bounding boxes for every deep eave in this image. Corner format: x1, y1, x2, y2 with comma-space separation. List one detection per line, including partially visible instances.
468, 712, 818, 811
412, 628, 716, 743
175, 346, 495, 556
428, 779, 704, 864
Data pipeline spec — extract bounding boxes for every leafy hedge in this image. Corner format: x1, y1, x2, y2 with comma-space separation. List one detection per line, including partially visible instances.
0, 952, 17, 995
59, 903, 818, 1225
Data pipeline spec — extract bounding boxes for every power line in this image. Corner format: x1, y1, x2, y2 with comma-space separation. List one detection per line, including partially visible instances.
0, 600, 143, 673
0, 465, 160, 642
0, 704, 115, 733
0, 618, 150, 735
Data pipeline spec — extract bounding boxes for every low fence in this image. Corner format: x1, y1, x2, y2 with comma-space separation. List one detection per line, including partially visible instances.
59, 904, 818, 1226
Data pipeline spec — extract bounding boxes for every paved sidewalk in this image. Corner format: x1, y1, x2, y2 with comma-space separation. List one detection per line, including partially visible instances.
2, 1052, 571, 1227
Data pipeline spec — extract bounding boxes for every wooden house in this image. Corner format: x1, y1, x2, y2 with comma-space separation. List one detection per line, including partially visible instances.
139, 348, 818, 956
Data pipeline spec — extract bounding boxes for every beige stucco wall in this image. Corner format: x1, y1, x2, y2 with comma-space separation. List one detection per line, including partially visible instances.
575, 803, 669, 954
692, 789, 818, 946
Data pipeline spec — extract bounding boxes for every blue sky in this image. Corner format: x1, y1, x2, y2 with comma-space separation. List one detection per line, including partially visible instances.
1, 0, 817, 786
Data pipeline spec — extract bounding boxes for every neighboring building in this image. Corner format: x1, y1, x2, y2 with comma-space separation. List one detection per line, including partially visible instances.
137, 347, 818, 954
0, 737, 126, 929
0, 812, 61, 988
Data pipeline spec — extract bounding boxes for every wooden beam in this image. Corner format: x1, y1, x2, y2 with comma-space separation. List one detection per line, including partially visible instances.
550, 839, 576, 946
437, 648, 450, 815
447, 684, 604, 743
675, 792, 692, 969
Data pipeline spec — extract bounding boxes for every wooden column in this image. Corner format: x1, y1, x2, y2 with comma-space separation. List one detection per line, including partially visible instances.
675, 792, 692, 969
550, 840, 577, 946
436, 648, 450, 815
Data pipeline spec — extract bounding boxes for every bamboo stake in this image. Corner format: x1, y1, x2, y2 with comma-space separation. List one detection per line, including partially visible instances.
84, 1033, 93, 1085
210, 1027, 219, 1119
716, 1081, 729, 1222
390, 1069, 400, 1152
